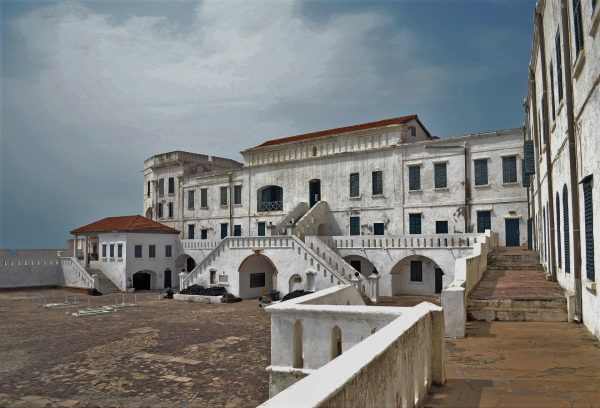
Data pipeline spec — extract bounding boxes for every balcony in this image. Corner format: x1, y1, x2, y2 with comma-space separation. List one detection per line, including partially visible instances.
260, 201, 283, 212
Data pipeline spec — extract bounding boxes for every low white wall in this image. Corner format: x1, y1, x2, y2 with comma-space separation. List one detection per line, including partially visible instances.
260, 302, 445, 407
0, 257, 61, 288
441, 230, 498, 338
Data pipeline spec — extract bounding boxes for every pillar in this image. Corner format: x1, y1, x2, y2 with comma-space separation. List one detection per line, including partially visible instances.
73, 235, 78, 258
179, 272, 187, 290
368, 272, 381, 304
83, 235, 89, 267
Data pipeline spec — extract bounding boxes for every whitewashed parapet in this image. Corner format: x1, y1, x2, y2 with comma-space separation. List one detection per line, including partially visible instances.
441, 230, 498, 338
261, 299, 445, 407
180, 240, 220, 250
319, 233, 484, 250
0, 257, 62, 289
59, 257, 95, 289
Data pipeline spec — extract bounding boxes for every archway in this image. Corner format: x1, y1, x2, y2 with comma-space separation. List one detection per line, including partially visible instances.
343, 255, 377, 278
309, 179, 321, 208
289, 274, 303, 293
132, 270, 155, 290
390, 255, 444, 295
176, 254, 196, 273
238, 254, 277, 298
257, 185, 283, 212
145, 207, 153, 220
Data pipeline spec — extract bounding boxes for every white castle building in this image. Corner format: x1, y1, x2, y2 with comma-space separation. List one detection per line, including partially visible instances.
141, 115, 528, 299
524, 0, 600, 339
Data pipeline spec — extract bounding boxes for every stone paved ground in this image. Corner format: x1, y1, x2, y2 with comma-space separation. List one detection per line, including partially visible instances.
0, 289, 270, 407
424, 321, 600, 408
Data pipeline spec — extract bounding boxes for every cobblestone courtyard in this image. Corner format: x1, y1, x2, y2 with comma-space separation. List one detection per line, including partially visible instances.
0, 289, 270, 407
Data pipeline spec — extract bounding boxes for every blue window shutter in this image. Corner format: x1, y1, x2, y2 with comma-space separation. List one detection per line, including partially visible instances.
583, 180, 595, 281
524, 140, 535, 174
477, 211, 491, 233
409, 166, 420, 190
475, 159, 488, 185
434, 163, 447, 188
350, 173, 360, 197
409, 214, 421, 234
350, 216, 360, 235
556, 193, 562, 268
563, 185, 570, 273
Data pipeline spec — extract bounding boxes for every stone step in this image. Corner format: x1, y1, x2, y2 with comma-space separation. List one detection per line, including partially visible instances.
467, 298, 568, 322
87, 268, 121, 294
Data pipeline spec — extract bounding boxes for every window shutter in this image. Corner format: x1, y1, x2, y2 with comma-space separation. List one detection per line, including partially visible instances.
475, 159, 488, 185
524, 140, 535, 174
563, 185, 570, 273
556, 194, 562, 268
409, 214, 421, 234
434, 163, 447, 188
583, 181, 595, 281
409, 166, 420, 190
372, 171, 383, 195
350, 173, 360, 197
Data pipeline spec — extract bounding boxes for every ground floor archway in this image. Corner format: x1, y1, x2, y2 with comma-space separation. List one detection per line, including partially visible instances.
132, 270, 155, 290
343, 255, 377, 277
238, 254, 276, 299
390, 255, 444, 296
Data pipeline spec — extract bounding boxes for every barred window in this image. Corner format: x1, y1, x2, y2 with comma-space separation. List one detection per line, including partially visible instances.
350, 216, 360, 236
409, 213, 421, 234
234, 185, 242, 205
502, 156, 517, 183
572, 0, 584, 56
350, 173, 360, 197
220, 187, 228, 206
434, 163, 447, 188
200, 188, 208, 208
408, 166, 421, 191
188, 190, 195, 210
372, 171, 383, 195
474, 159, 488, 186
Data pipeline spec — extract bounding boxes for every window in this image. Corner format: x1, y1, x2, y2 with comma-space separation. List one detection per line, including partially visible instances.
234, 185, 242, 205
220, 186, 228, 206
373, 223, 385, 235
168, 177, 175, 194
410, 126, 416, 136
200, 188, 208, 208
117, 243, 123, 258
257, 222, 266, 236
188, 190, 195, 210
408, 166, 421, 191
410, 261, 423, 282
168, 202, 174, 218
583, 179, 595, 281
502, 156, 518, 183
312, 146, 317, 156
250, 273, 266, 288
165, 245, 172, 258
409, 213, 422, 234
158, 203, 163, 218
134, 245, 142, 258
102, 244, 107, 258
350, 216, 360, 236
556, 193, 562, 268
147, 181, 151, 197
434, 163, 447, 188
188, 224, 195, 239
158, 178, 164, 197
234, 225, 242, 236
477, 211, 491, 233
436, 221, 449, 234
258, 185, 283, 212
550, 64, 556, 120
573, 0, 584, 57
563, 185, 570, 273
350, 173, 360, 197
350, 260, 361, 273
221, 223, 228, 239
109, 244, 114, 258
201, 229, 208, 240
149, 245, 156, 258
556, 31, 563, 102
474, 159, 488, 186
372, 171, 383, 195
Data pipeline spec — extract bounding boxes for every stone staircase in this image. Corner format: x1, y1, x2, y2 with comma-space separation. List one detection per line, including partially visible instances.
467, 247, 568, 322
87, 268, 121, 294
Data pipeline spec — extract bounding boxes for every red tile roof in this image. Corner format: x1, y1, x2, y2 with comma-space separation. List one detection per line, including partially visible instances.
254, 115, 419, 148
71, 215, 179, 235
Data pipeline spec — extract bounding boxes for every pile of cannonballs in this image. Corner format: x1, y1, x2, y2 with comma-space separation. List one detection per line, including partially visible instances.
180, 285, 227, 296
282, 290, 313, 301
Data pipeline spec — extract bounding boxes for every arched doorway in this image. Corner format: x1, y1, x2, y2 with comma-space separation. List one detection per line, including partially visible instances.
132, 271, 154, 290
309, 179, 321, 208
317, 223, 329, 236
343, 255, 377, 278
390, 255, 444, 295
145, 207, 153, 219
238, 254, 277, 298
176, 254, 196, 273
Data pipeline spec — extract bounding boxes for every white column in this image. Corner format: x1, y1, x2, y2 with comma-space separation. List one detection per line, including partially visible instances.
179, 272, 187, 290
73, 235, 78, 258
368, 272, 381, 304
83, 235, 88, 267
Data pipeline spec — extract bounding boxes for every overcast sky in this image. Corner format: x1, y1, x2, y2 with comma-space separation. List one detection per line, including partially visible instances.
1, 0, 535, 249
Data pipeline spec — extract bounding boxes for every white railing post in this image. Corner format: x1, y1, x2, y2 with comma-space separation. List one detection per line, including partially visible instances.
367, 272, 381, 304
441, 285, 466, 338
92, 274, 100, 291
179, 272, 187, 289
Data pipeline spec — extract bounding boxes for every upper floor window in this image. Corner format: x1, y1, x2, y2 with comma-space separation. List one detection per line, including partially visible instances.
117, 243, 123, 258
168, 177, 175, 194
102, 244, 107, 258
188, 190, 195, 210
257, 222, 266, 237
502, 156, 518, 183
188, 224, 195, 239
312, 146, 317, 156
373, 223, 384, 235
147, 181, 151, 197
556, 30, 563, 102
168, 202, 174, 218
350, 173, 360, 198
436, 221, 449, 234
158, 178, 164, 197
410, 261, 423, 282
233, 225, 242, 236
434, 163, 447, 189
582, 179, 595, 281
134, 245, 142, 258
200, 188, 208, 208
165, 245, 172, 258
372, 171, 383, 195
408, 166, 421, 191
350, 216, 360, 236
221, 223, 228, 239
201, 228, 208, 240
258, 185, 283, 212
157, 203, 163, 218
109, 244, 115, 258
477, 211, 491, 233
220, 186, 228, 206
474, 159, 488, 186
572, 0, 584, 57
409, 213, 422, 234
234, 185, 242, 205
410, 126, 417, 137
550, 64, 556, 120
149, 245, 156, 258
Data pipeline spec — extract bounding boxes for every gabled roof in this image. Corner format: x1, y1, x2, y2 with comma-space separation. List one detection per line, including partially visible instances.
71, 215, 179, 235
253, 115, 424, 148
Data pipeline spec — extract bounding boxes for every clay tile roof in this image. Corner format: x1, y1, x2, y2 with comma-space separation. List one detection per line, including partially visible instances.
70, 215, 179, 235
254, 115, 419, 148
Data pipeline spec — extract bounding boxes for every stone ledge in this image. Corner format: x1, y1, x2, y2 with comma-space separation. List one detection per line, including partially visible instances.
173, 293, 224, 303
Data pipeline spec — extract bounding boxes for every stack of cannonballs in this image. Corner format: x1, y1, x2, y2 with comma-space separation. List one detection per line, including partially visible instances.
281, 290, 313, 301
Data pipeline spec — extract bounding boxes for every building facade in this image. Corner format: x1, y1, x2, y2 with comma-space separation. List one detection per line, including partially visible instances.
524, 0, 599, 338
143, 115, 528, 299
